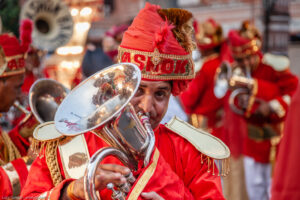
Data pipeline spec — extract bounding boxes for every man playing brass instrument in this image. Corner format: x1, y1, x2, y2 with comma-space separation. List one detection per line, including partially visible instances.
0, 19, 36, 198
21, 3, 229, 200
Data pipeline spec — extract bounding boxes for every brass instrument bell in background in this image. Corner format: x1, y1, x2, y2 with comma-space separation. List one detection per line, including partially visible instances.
29, 78, 69, 123
20, 0, 73, 52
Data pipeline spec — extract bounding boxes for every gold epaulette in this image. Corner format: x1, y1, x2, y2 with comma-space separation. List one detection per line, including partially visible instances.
165, 116, 230, 176
0, 131, 21, 165
33, 121, 90, 185
32, 121, 64, 155
32, 121, 66, 186
262, 53, 290, 72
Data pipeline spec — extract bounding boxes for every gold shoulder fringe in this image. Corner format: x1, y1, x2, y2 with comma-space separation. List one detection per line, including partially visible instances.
165, 116, 230, 176
31, 136, 63, 156
1, 131, 21, 164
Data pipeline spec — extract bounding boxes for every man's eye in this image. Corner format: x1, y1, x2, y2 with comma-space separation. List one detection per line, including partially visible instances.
155, 91, 166, 98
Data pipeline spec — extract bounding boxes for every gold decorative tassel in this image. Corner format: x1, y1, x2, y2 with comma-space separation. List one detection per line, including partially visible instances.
207, 157, 211, 172
212, 159, 215, 175
222, 159, 226, 176
202, 156, 230, 177
31, 138, 47, 158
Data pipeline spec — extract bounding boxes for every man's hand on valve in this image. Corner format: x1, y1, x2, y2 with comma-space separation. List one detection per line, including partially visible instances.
255, 100, 271, 117
67, 164, 130, 199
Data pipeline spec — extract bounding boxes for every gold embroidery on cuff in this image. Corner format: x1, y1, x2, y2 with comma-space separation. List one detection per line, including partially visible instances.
269, 99, 286, 118
282, 94, 291, 106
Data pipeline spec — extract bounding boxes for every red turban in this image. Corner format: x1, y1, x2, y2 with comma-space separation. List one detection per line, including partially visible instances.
0, 19, 33, 77
195, 18, 224, 51
228, 21, 262, 58
118, 3, 195, 95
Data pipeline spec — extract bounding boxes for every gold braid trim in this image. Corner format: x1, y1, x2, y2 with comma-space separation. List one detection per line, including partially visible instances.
1, 132, 21, 163
45, 140, 63, 186
127, 148, 160, 200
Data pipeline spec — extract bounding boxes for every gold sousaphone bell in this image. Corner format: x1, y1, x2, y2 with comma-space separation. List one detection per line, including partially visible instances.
20, 0, 73, 52
54, 63, 155, 200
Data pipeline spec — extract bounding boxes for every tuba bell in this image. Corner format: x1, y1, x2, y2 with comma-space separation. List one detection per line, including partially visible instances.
12, 78, 69, 138
213, 61, 232, 99
20, 0, 73, 52
54, 63, 155, 200
228, 64, 257, 115
29, 78, 70, 123
214, 61, 257, 115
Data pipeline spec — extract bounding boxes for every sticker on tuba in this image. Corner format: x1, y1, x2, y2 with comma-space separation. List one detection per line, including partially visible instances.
20, 0, 74, 52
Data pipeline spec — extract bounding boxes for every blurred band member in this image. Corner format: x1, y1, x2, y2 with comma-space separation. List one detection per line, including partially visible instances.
103, 24, 129, 63
0, 19, 36, 198
180, 18, 225, 138
227, 21, 298, 200
180, 18, 249, 200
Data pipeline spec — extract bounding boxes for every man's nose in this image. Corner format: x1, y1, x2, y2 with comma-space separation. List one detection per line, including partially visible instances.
242, 59, 249, 67
139, 95, 154, 114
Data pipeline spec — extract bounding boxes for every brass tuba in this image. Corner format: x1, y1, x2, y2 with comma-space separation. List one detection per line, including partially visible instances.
12, 78, 69, 138
213, 61, 232, 99
54, 63, 155, 200
29, 78, 70, 123
20, 0, 73, 52
214, 61, 256, 115
228, 64, 256, 115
